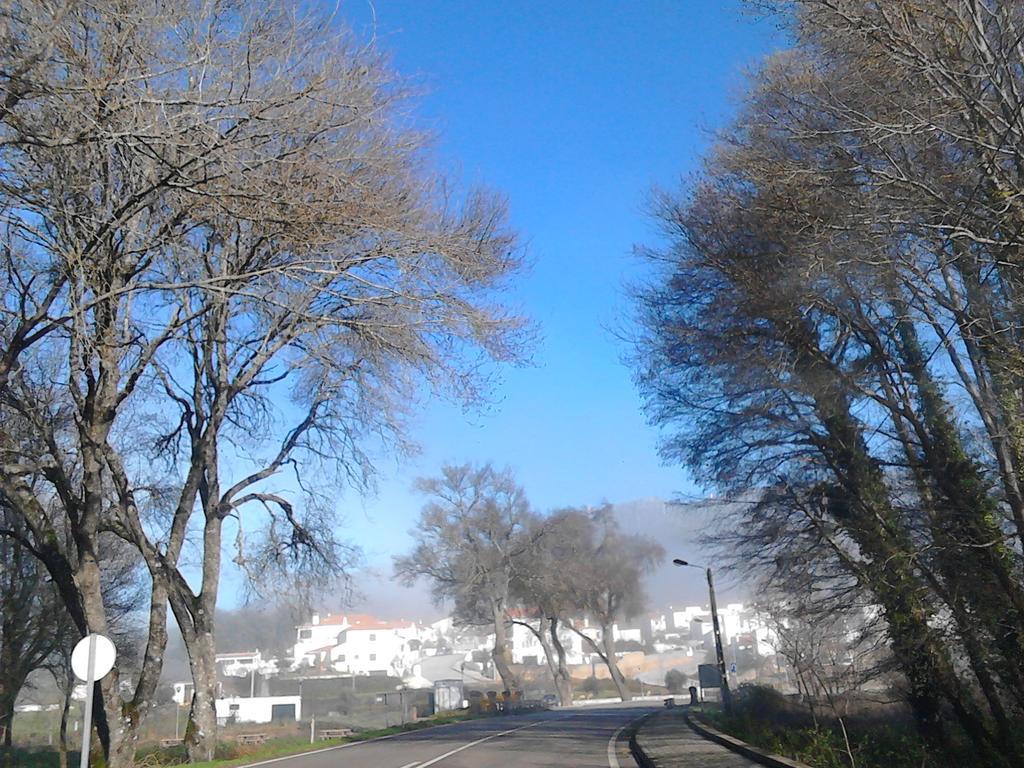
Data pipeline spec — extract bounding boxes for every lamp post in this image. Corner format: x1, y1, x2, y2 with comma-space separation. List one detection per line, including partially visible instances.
673, 558, 732, 713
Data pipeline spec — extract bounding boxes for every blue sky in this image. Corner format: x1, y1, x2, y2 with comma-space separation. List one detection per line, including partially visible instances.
228, 2, 783, 609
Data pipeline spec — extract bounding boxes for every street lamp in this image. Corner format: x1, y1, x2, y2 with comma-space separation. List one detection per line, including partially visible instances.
673, 558, 732, 713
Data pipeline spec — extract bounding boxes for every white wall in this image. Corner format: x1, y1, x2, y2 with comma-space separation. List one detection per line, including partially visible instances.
671, 606, 705, 630
293, 620, 346, 661
330, 625, 421, 676
612, 625, 644, 644
505, 619, 596, 666
216, 695, 301, 725
509, 621, 543, 664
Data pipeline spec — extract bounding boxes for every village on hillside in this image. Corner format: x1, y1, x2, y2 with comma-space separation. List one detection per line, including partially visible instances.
162, 601, 786, 727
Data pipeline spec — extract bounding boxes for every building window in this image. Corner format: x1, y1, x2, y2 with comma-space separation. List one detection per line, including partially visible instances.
369, 634, 376, 641
369, 654, 376, 661
299, 629, 312, 640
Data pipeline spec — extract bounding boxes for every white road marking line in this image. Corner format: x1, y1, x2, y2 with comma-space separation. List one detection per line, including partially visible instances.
232, 709, 611, 768
231, 744, 353, 768
397, 762, 420, 768
416, 719, 547, 767
607, 723, 627, 768
231, 715, 479, 767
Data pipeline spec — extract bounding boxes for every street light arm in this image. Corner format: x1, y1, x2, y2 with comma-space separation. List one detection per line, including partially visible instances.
672, 558, 707, 569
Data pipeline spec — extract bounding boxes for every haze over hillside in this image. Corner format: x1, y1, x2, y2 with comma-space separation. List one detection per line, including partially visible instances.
341, 496, 749, 624
610, 497, 749, 610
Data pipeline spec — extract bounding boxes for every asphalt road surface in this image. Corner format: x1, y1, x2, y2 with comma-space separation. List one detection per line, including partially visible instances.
246, 704, 656, 768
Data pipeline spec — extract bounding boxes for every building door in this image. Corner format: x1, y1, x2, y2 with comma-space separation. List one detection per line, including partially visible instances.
270, 704, 296, 722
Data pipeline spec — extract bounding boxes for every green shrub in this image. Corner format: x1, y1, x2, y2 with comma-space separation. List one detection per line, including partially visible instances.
664, 669, 686, 694
704, 685, 935, 768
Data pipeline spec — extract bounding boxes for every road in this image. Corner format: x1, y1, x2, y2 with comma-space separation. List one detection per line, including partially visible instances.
246, 704, 656, 768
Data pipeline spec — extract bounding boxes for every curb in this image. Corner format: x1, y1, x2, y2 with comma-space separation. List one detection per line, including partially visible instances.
625, 711, 659, 768
684, 711, 812, 768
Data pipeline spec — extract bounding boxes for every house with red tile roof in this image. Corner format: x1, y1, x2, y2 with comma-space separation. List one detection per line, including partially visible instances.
292, 612, 424, 677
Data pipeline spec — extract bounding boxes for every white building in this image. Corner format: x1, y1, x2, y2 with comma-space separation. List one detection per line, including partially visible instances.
689, 616, 713, 648
216, 651, 261, 677
293, 612, 349, 661
670, 605, 705, 631
216, 695, 301, 725
647, 613, 668, 635
611, 623, 644, 644
326, 614, 422, 677
506, 616, 596, 666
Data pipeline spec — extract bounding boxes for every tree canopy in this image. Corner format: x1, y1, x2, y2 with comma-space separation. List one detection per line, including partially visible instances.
632, 2, 1024, 763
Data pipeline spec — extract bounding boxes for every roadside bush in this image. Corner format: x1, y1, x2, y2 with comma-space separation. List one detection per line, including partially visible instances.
704, 685, 933, 768
664, 669, 686, 694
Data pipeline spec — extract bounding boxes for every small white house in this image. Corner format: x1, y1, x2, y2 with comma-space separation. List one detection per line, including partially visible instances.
328, 614, 421, 676
292, 613, 348, 661
611, 624, 644, 644
216, 651, 261, 677
216, 695, 301, 725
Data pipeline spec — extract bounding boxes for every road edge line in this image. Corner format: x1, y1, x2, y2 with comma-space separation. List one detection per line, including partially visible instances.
607, 723, 628, 768
610, 711, 656, 768
416, 719, 547, 767
229, 713, 549, 768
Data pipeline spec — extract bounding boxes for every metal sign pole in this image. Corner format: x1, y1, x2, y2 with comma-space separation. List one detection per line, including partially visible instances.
79, 636, 96, 768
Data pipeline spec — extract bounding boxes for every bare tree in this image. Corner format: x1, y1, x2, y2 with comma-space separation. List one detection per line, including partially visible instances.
395, 464, 538, 694
759, 593, 890, 766
0, 2, 527, 764
510, 510, 594, 706
558, 506, 662, 702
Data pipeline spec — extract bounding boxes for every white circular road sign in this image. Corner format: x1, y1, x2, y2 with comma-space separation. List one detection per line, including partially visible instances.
71, 634, 117, 682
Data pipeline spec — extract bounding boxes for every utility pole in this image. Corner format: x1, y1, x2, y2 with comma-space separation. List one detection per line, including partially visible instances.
673, 558, 732, 713
705, 566, 732, 713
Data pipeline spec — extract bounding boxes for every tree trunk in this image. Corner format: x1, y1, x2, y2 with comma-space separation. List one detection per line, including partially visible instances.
182, 620, 219, 763
176, 499, 224, 763
58, 675, 71, 768
0, 603, 31, 747
75, 554, 123, 767
109, 578, 170, 768
516, 620, 559, 700
548, 618, 573, 706
0, 682, 16, 747
783, 317, 1006, 762
490, 605, 519, 694
600, 625, 631, 702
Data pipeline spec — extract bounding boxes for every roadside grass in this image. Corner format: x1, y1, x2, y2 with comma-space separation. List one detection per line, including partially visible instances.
0, 746, 79, 768
143, 711, 475, 768
696, 685, 936, 768
1, 712, 476, 768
